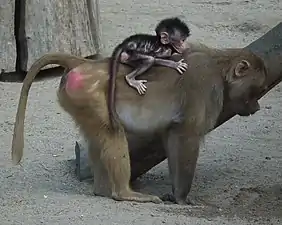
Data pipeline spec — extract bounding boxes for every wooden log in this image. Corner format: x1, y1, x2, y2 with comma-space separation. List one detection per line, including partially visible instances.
0, 0, 17, 73
23, 0, 100, 71
73, 22, 282, 183
0, 53, 103, 82
217, 22, 282, 126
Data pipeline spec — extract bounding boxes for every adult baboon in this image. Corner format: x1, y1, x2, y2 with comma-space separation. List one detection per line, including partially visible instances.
11, 44, 266, 204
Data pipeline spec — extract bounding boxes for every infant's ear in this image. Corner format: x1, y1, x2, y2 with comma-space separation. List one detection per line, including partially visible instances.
160, 32, 169, 45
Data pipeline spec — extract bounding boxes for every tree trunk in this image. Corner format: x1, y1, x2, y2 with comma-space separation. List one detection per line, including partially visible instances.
129, 22, 282, 180
74, 22, 282, 182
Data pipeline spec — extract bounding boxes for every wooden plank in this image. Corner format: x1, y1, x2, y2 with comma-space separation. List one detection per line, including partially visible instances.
0, 0, 16, 72
24, 0, 100, 70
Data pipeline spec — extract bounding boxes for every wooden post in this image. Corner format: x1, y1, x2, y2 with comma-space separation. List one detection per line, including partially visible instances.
24, 0, 100, 70
0, 0, 102, 81
0, 0, 17, 73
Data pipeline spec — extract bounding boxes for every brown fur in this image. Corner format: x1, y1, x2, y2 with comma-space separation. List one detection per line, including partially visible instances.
11, 44, 267, 204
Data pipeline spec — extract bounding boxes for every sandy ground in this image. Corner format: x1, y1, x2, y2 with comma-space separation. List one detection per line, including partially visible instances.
1, 0, 282, 224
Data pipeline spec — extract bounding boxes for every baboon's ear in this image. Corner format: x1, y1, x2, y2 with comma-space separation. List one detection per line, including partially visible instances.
234, 60, 250, 77
160, 32, 169, 45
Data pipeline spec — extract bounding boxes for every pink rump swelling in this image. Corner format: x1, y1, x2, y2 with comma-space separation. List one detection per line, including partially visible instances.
66, 70, 84, 91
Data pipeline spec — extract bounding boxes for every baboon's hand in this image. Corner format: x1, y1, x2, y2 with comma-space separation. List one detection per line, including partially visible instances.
127, 79, 148, 95
175, 59, 188, 74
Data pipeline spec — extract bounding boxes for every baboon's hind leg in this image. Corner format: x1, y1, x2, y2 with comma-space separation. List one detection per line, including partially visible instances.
98, 130, 162, 204
60, 66, 161, 203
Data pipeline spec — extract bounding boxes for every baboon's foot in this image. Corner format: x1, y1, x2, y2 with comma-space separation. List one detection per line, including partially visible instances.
161, 193, 196, 205
112, 190, 162, 204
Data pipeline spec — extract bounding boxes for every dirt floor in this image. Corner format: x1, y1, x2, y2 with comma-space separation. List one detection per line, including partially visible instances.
1, 0, 282, 224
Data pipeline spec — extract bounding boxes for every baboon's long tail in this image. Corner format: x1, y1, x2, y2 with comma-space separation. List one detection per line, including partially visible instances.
11, 53, 89, 165
108, 46, 124, 131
